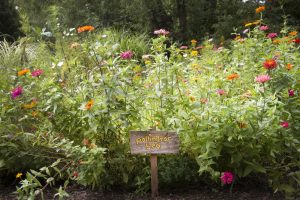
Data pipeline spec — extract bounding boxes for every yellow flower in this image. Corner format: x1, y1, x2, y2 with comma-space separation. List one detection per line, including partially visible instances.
255, 6, 265, 13
145, 60, 151, 65
16, 173, 23, 179
23, 99, 37, 109
252, 20, 261, 25
189, 96, 196, 102
289, 31, 298, 36
245, 23, 253, 27
191, 50, 198, 57
133, 65, 142, 73
85, 100, 94, 110
18, 68, 30, 76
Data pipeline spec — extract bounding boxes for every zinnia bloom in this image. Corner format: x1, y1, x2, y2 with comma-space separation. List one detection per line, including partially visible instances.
180, 45, 188, 50
216, 89, 225, 95
255, 6, 265, 13
77, 25, 95, 33
286, 63, 293, 70
31, 69, 43, 77
263, 59, 277, 70
255, 75, 271, 83
288, 89, 295, 97
227, 73, 239, 80
259, 25, 269, 31
18, 68, 30, 76
289, 31, 298, 36
191, 50, 198, 57
280, 121, 289, 128
154, 29, 169, 36
16, 173, 23, 179
220, 171, 234, 185
85, 100, 94, 110
11, 86, 23, 99
120, 50, 133, 59
191, 39, 197, 45
23, 99, 37, 109
267, 33, 278, 39
293, 38, 300, 44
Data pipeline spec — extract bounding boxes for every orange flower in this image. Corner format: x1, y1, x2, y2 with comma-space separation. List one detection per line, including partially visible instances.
191, 39, 197, 46
77, 25, 95, 33
82, 138, 90, 146
18, 68, 30, 76
255, 6, 265, 13
85, 100, 94, 110
289, 31, 298, 36
272, 39, 281, 44
32, 111, 38, 117
200, 98, 208, 104
286, 63, 293, 70
241, 90, 252, 99
227, 73, 239, 80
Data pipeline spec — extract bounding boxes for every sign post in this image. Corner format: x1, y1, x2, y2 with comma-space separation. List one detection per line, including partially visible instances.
130, 129, 179, 197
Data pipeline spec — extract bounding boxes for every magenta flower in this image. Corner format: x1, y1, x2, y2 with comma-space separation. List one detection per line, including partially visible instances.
220, 171, 234, 185
255, 75, 271, 84
216, 89, 225, 95
31, 69, 43, 77
288, 89, 295, 97
154, 29, 170, 36
267, 33, 278, 39
11, 86, 23, 99
120, 50, 133, 60
280, 121, 289, 128
259, 25, 269, 31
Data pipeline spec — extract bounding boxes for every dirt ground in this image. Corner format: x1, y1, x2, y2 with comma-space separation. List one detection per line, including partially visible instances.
0, 184, 285, 200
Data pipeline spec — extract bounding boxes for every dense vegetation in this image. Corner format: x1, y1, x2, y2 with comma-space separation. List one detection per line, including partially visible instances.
1, 1, 300, 200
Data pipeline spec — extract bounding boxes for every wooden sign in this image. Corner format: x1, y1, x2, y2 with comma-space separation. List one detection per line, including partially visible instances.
130, 131, 179, 154
130, 129, 179, 197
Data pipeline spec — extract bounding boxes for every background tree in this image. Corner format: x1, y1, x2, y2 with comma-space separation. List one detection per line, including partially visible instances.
0, 0, 22, 41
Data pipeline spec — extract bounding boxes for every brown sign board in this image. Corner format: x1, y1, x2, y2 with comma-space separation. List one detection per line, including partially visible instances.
130, 131, 179, 154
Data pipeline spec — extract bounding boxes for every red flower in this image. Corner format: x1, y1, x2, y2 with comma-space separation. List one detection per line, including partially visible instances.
280, 121, 289, 128
288, 89, 295, 97
263, 59, 277, 70
293, 38, 300, 43
73, 171, 79, 178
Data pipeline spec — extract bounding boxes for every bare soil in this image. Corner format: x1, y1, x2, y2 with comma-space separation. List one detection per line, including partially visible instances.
0, 184, 284, 200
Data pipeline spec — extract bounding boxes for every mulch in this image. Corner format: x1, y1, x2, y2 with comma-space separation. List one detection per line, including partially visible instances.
0, 184, 284, 200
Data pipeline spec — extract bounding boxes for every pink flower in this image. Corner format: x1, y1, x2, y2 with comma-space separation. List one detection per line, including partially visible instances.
11, 86, 23, 99
180, 45, 188, 50
31, 69, 43, 77
120, 50, 133, 60
280, 121, 289, 128
255, 75, 271, 83
216, 89, 225, 95
220, 171, 234, 185
288, 89, 295, 97
154, 29, 170, 36
267, 33, 278, 39
259, 25, 269, 31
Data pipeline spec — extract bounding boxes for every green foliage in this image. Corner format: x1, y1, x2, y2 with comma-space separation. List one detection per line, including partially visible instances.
1, 10, 300, 199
